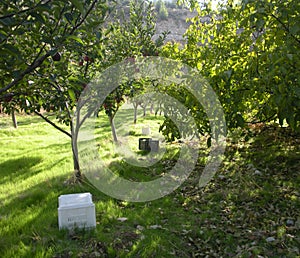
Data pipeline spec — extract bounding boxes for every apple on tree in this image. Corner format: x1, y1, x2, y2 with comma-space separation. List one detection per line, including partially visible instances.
52, 52, 61, 61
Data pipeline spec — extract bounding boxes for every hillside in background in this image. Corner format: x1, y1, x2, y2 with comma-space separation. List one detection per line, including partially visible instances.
154, 7, 197, 44
109, 1, 198, 45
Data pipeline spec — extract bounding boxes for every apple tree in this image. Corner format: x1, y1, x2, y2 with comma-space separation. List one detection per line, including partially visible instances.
98, 0, 166, 142
0, 0, 112, 177
160, 0, 300, 142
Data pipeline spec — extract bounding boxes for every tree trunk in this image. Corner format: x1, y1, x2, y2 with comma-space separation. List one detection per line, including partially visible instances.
34, 109, 82, 181
70, 120, 81, 179
109, 115, 118, 142
12, 109, 17, 128
73, 148, 81, 178
133, 103, 138, 124
150, 103, 154, 114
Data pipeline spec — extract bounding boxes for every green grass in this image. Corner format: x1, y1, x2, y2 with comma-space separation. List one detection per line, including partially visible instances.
94, 107, 187, 182
0, 113, 299, 257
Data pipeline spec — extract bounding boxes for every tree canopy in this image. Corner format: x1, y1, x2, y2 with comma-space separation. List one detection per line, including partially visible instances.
161, 0, 300, 139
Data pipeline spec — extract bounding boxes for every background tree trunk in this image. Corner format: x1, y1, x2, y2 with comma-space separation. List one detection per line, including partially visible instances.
133, 102, 138, 124
109, 115, 118, 142
12, 109, 17, 128
150, 103, 154, 114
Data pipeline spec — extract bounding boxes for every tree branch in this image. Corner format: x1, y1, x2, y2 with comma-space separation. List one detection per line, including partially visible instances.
70, 0, 98, 35
0, 0, 89, 94
0, 92, 17, 101
0, 2, 66, 94
31, 43, 47, 65
270, 13, 300, 46
34, 110, 72, 138
0, 13, 30, 44
0, 53, 51, 94
0, 0, 52, 20
245, 113, 277, 125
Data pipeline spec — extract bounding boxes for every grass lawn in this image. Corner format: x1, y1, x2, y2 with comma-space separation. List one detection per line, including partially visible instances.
0, 112, 299, 257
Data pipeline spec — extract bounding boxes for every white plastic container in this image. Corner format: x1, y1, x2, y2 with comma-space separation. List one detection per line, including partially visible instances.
142, 127, 151, 135
58, 192, 96, 230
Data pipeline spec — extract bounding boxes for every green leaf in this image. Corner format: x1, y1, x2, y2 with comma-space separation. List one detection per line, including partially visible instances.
42, 36, 53, 44
256, 18, 265, 29
68, 89, 76, 103
290, 24, 300, 35
96, 31, 102, 40
69, 0, 84, 14
287, 54, 293, 61
14, 28, 26, 35
0, 17, 15, 26
286, 113, 295, 129
278, 84, 285, 94
236, 114, 245, 127
224, 69, 233, 81
0, 29, 8, 37
12, 70, 21, 78
64, 13, 74, 24
49, 48, 58, 56
67, 35, 84, 45
36, 3, 52, 12
31, 13, 46, 23
0, 32, 7, 41
3, 44, 20, 56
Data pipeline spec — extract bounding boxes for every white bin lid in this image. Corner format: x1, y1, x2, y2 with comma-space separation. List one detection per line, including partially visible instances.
58, 192, 93, 207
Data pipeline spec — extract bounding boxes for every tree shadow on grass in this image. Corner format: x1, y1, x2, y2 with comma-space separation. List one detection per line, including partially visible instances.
0, 115, 44, 128
244, 126, 300, 207
14, 115, 44, 126
208, 126, 300, 256
39, 141, 71, 153
247, 126, 300, 173
0, 156, 43, 185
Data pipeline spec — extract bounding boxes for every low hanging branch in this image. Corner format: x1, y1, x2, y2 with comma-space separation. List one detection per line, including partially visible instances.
0, 53, 51, 94
0, 0, 99, 95
34, 110, 72, 138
